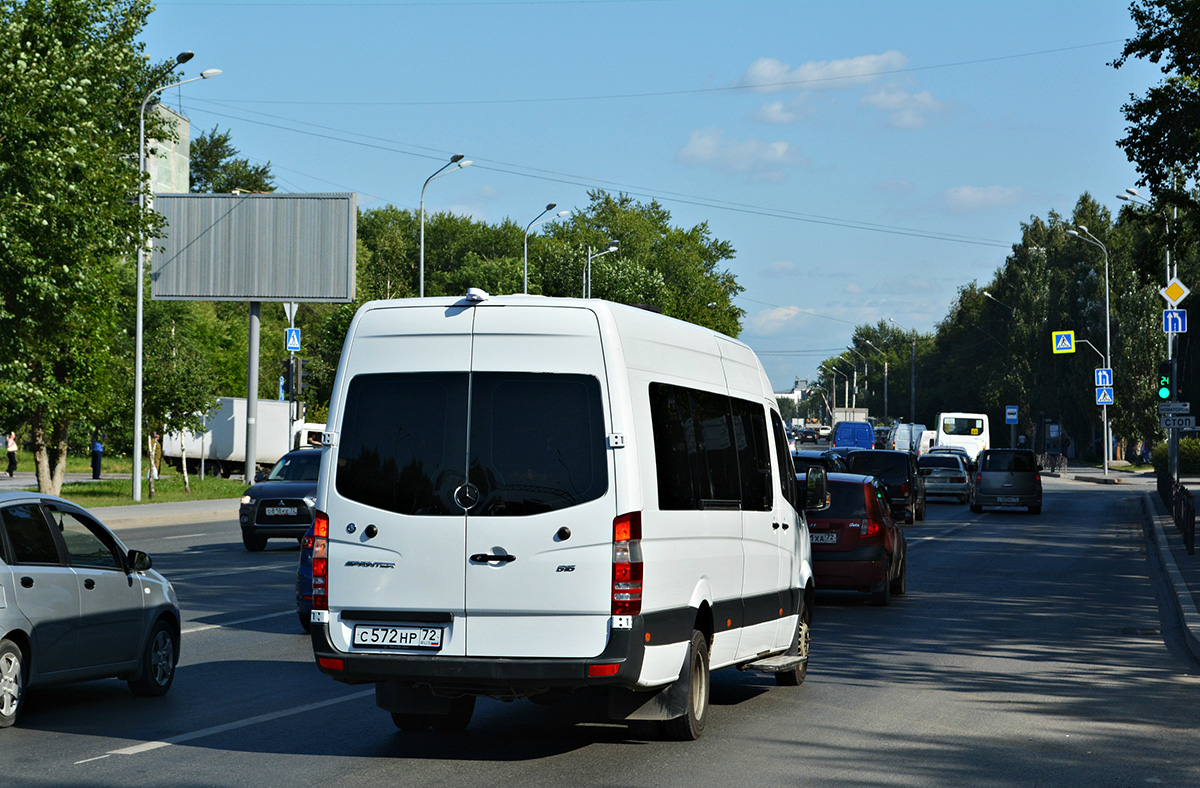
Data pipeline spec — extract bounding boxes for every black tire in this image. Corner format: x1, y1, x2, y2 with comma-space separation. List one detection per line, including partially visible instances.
971, 502, 983, 514
775, 600, 811, 686
128, 619, 177, 697
391, 713, 431, 732
431, 696, 475, 733
0, 638, 24, 728
890, 554, 907, 596
958, 493, 968, 504
916, 499, 926, 521
1029, 504, 1042, 515
298, 611, 311, 633
242, 531, 267, 552
869, 563, 892, 606
663, 630, 710, 741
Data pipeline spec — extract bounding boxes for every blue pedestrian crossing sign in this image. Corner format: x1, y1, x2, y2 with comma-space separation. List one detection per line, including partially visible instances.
1163, 309, 1187, 334
1052, 330, 1075, 354
1096, 387, 1114, 406
286, 327, 301, 352
1095, 368, 1113, 387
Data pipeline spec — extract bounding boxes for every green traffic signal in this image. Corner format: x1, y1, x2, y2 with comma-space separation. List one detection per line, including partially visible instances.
1157, 362, 1172, 400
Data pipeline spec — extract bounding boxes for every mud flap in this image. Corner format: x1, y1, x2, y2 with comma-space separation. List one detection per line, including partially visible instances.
376, 681, 455, 714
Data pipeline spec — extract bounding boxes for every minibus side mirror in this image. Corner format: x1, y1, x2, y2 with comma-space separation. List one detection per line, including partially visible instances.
803, 467, 829, 512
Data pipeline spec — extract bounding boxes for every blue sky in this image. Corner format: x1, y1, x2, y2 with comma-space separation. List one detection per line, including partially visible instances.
143, 0, 1159, 393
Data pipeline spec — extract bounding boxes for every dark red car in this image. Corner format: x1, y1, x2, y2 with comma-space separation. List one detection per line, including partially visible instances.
805, 472, 907, 605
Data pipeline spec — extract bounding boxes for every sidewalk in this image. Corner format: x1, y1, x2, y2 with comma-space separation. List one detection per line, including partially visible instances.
1142, 473, 1200, 663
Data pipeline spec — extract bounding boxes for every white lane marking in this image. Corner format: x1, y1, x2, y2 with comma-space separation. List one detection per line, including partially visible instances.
90, 689, 374, 760
74, 754, 112, 764
170, 564, 292, 581
163, 533, 206, 540
181, 610, 295, 635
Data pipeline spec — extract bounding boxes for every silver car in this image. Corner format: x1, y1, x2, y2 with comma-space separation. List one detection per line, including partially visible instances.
0, 493, 180, 727
970, 449, 1042, 514
918, 453, 971, 503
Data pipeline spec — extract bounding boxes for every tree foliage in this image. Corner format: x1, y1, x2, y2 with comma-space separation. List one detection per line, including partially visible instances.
0, 0, 170, 494
189, 126, 275, 193
1113, 0, 1200, 211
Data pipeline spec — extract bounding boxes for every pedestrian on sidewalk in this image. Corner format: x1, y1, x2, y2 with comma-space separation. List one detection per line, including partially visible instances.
91, 434, 103, 480
5, 431, 16, 477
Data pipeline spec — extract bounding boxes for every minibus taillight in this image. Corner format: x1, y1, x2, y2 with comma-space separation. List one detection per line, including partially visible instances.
312, 509, 329, 611
612, 512, 643, 617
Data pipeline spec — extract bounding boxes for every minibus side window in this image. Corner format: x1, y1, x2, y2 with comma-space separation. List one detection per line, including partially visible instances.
731, 398, 772, 511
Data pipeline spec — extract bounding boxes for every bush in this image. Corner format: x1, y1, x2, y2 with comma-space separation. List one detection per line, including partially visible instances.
1153, 438, 1200, 474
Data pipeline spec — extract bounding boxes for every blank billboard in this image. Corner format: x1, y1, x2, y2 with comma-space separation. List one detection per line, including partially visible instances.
151, 193, 356, 302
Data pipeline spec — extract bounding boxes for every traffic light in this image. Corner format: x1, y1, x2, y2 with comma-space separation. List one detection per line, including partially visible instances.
282, 358, 293, 397
1157, 361, 1173, 400
297, 358, 310, 394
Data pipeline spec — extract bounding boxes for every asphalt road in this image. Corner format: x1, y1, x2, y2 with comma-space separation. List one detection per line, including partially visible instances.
6, 475, 1200, 788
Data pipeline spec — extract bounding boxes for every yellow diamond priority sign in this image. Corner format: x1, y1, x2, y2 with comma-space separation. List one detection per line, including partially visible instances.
1161, 277, 1190, 307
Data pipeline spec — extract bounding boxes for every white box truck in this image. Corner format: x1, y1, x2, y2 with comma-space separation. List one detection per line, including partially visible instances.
162, 396, 324, 477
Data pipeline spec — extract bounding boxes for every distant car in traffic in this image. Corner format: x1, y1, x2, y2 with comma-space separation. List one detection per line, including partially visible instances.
804, 472, 907, 606
792, 449, 850, 475
846, 449, 928, 523
817, 425, 831, 439
926, 445, 975, 472
798, 428, 818, 444
971, 449, 1042, 514
0, 493, 180, 728
918, 453, 972, 503
239, 446, 321, 551
832, 420, 875, 450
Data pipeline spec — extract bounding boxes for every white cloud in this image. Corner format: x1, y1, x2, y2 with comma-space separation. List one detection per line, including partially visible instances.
676, 127, 804, 175
763, 260, 799, 278
751, 98, 808, 124
746, 305, 814, 336
861, 87, 947, 129
943, 185, 1034, 213
736, 51, 907, 94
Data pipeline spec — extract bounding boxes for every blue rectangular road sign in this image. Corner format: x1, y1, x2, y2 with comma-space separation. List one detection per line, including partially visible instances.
1164, 309, 1187, 333
286, 327, 301, 352
1095, 368, 1113, 387
1096, 387, 1114, 406
1005, 405, 1018, 425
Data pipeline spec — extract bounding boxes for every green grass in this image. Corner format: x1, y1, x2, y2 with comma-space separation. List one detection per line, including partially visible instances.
9, 449, 134, 475
48, 472, 247, 509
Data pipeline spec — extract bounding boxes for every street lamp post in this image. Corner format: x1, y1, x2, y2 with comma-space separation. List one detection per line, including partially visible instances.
524, 204, 568, 294
584, 241, 618, 297
889, 318, 917, 424
845, 346, 869, 408
419, 154, 472, 298
822, 363, 845, 412
134, 56, 220, 501
864, 339, 888, 420
1066, 225, 1111, 477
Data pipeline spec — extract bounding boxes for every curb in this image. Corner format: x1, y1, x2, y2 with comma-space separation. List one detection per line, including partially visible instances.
1073, 475, 1121, 485
94, 499, 241, 530
1141, 492, 1200, 663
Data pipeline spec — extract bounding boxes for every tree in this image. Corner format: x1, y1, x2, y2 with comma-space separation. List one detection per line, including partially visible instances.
1113, 0, 1200, 211
0, 0, 169, 495
190, 126, 275, 193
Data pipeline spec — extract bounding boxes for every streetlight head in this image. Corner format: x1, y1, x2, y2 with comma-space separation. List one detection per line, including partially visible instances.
1125, 187, 1139, 197
1065, 229, 1079, 237
450, 154, 465, 163
175, 51, 195, 65
458, 160, 473, 169
607, 240, 619, 251
1116, 194, 1130, 201
545, 203, 556, 211
555, 210, 569, 218
1075, 224, 1088, 234
200, 68, 222, 79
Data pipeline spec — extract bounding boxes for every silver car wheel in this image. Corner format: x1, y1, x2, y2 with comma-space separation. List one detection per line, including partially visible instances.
0, 641, 22, 726
148, 629, 174, 686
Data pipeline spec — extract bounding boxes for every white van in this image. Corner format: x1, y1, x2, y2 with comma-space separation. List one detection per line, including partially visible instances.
935, 412, 990, 461
309, 292, 826, 740
888, 422, 927, 453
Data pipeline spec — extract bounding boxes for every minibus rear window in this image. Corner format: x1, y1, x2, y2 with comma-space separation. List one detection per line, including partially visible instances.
336, 372, 607, 516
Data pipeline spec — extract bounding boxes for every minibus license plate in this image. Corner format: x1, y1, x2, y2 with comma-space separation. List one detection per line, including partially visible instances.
353, 625, 442, 650
998, 496, 1019, 504
265, 506, 298, 516
810, 533, 837, 544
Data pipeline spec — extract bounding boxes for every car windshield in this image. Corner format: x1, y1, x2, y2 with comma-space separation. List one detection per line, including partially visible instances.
823, 481, 869, 519
267, 452, 321, 481
846, 452, 907, 479
982, 451, 1037, 472
919, 455, 961, 469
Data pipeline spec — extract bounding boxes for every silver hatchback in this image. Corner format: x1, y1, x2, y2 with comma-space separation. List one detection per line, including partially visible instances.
0, 493, 180, 727
918, 453, 972, 503
970, 449, 1042, 514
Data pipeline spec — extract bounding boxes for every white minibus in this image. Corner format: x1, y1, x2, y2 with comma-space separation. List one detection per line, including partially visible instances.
934, 412, 990, 461
310, 291, 827, 740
